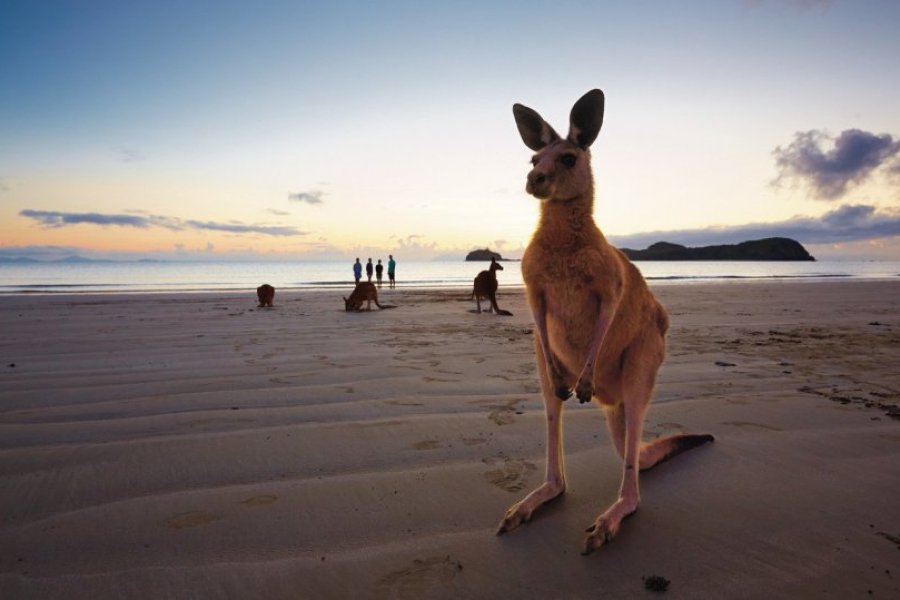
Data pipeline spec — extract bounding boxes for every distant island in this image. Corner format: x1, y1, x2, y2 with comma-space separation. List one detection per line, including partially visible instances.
465, 248, 506, 261
620, 237, 815, 261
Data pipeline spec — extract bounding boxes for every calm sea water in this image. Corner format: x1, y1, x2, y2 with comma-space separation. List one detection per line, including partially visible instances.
0, 259, 898, 294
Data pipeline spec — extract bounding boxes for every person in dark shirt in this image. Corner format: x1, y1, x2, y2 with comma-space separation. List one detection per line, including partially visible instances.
366, 258, 374, 282
375, 259, 384, 288
387, 255, 396, 289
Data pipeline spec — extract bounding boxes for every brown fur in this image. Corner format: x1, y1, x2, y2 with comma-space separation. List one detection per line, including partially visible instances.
256, 284, 275, 308
344, 281, 388, 311
471, 258, 513, 316
496, 89, 714, 554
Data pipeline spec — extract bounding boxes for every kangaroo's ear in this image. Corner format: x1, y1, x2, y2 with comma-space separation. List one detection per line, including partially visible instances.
513, 103, 561, 151
567, 89, 605, 149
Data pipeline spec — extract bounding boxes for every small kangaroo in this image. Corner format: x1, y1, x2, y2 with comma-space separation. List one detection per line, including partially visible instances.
256, 284, 275, 308
471, 258, 513, 316
496, 89, 714, 554
344, 281, 394, 311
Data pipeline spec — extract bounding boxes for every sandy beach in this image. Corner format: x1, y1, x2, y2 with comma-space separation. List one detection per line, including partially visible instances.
1, 280, 898, 599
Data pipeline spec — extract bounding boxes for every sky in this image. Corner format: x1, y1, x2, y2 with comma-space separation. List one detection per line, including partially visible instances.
2, 0, 900, 262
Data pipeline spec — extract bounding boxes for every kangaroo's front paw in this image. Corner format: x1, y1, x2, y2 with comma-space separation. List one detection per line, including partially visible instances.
547, 362, 571, 401
575, 377, 594, 403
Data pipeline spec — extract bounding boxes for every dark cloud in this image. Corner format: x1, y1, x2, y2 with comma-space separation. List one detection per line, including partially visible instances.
609, 204, 900, 249
183, 220, 302, 236
288, 190, 324, 205
19, 209, 305, 237
19, 210, 177, 229
773, 129, 900, 200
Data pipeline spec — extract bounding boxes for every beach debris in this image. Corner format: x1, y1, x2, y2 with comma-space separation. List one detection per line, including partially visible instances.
643, 575, 671, 592
714, 361, 736, 367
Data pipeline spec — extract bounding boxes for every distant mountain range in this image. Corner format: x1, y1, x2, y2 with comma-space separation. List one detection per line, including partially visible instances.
620, 237, 815, 261
0, 256, 163, 264
465, 238, 815, 262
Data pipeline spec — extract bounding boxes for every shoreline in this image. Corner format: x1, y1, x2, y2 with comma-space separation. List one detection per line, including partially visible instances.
2, 272, 900, 298
1, 279, 898, 598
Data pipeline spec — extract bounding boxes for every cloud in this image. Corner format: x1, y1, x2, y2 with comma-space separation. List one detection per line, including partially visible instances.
183, 219, 303, 236
288, 190, 324, 205
0, 178, 9, 192
115, 146, 145, 163
19, 210, 178, 229
267, 208, 291, 216
19, 209, 306, 237
609, 204, 900, 249
773, 129, 900, 200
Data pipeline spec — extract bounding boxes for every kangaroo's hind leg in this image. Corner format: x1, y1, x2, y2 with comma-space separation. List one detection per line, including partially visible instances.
582, 336, 661, 554
497, 339, 568, 534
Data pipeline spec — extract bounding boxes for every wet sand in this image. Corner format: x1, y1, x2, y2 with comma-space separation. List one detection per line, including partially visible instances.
1, 280, 898, 599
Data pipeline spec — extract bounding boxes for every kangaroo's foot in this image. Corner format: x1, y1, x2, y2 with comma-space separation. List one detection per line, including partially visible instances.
496, 480, 565, 535
581, 496, 638, 555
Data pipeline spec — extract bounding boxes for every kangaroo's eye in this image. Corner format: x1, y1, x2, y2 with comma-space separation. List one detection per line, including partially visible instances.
560, 154, 577, 167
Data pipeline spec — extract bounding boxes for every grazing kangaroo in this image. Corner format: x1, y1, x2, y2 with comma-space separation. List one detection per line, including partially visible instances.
496, 89, 714, 554
256, 284, 275, 308
471, 258, 513, 316
344, 281, 395, 311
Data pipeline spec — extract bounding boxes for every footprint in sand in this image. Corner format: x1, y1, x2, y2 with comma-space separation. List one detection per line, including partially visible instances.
412, 439, 441, 450
721, 421, 783, 431
378, 556, 463, 595
385, 400, 425, 407
462, 436, 487, 446
164, 511, 223, 529
487, 399, 524, 426
482, 458, 537, 493
241, 495, 278, 507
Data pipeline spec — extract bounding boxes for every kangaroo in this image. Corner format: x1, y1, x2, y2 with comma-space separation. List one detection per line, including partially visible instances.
471, 258, 513, 316
343, 281, 394, 311
496, 89, 714, 554
256, 284, 275, 308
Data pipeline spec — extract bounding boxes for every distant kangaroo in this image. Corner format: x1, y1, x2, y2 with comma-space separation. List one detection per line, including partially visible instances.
496, 89, 714, 554
344, 281, 394, 311
471, 258, 513, 316
256, 284, 275, 308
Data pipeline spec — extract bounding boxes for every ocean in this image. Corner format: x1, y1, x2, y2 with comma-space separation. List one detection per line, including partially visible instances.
1, 259, 898, 295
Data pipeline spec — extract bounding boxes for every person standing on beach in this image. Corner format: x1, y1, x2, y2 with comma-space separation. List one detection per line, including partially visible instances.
388, 254, 396, 289
375, 259, 384, 288
366, 258, 374, 282
353, 258, 362, 284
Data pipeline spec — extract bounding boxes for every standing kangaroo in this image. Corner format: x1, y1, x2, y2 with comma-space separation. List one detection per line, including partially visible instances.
496, 89, 714, 554
471, 258, 513, 316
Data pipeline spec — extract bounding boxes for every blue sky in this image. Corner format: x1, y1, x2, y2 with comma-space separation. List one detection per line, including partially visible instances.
2, 0, 899, 260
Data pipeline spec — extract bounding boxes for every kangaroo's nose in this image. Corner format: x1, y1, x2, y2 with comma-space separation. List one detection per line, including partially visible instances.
529, 171, 547, 186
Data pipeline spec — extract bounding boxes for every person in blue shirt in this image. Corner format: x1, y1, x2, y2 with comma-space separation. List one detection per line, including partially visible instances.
353, 258, 362, 284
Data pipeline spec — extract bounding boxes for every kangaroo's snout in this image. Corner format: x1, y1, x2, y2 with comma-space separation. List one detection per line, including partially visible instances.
527, 169, 552, 198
